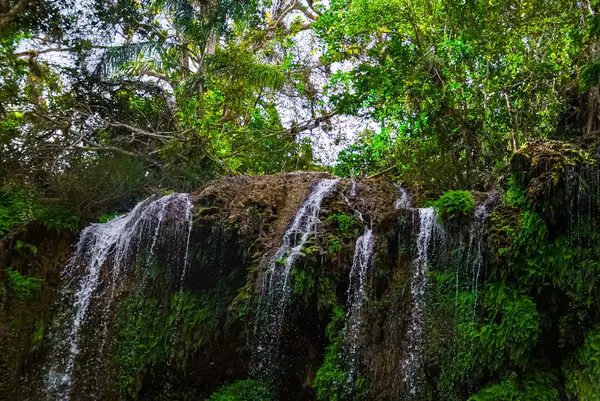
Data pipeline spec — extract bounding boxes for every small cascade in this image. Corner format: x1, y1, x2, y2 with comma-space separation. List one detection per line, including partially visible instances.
351, 177, 357, 197
252, 178, 339, 378
453, 195, 495, 317
468, 200, 491, 314
401, 207, 436, 398
394, 183, 412, 209
44, 194, 193, 401
343, 228, 375, 387
566, 163, 600, 246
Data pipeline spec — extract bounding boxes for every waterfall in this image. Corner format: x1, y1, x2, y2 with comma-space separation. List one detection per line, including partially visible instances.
344, 228, 375, 387
44, 194, 194, 401
394, 183, 412, 209
468, 201, 490, 315
401, 207, 436, 398
252, 178, 339, 378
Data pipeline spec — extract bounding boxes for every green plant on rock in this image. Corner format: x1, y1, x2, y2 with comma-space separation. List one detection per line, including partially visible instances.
170, 289, 226, 362
292, 268, 315, 296
30, 319, 44, 352
459, 284, 540, 375
502, 175, 529, 208
299, 243, 320, 257
325, 212, 360, 238
313, 304, 347, 401
291, 268, 337, 312
312, 303, 368, 400
98, 212, 120, 223
312, 302, 370, 401
433, 190, 475, 221
15, 240, 37, 255
326, 236, 343, 255
565, 326, 600, 401
469, 370, 559, 401
115, 293, 173, 399
206, 379, 273, 401
7, 268, 43, 300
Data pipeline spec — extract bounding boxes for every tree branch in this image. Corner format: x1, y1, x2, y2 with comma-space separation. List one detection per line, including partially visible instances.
0, 0, 28, 31
13, 45, 110, 58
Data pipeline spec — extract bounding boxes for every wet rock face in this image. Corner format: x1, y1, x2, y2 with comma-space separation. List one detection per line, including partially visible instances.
0, 227, 73, 401
2, 168, 558, 401
0, 173, 407, 401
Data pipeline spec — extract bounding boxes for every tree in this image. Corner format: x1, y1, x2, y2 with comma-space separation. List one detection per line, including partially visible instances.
316, 0, 587, 188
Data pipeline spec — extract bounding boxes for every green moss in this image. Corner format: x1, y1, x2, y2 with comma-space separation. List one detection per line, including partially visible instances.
313, 305, 348, 401
207, 379, 273, 401
433, 190, 475, 221
114, 276, 240, 398
115, 292, 172, 399
326, 236, 343, 255
325, 212, 361, 238
291, 268, 337, 312
170, 288, 228, 360
7, 268, 43, 300
459, 285, 540, 375
469, 370, 559, 401
502, 175, 529, 208
565, 326, 600, 400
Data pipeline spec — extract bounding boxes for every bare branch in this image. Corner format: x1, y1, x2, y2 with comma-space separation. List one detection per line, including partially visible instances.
13, 45, 110, 58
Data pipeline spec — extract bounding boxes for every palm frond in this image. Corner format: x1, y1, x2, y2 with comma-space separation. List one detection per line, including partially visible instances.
95, 41, 177, 78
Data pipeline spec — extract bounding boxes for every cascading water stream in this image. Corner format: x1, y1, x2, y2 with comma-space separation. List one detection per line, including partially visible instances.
469, 202, 490, 314
455, 196, 494, 316
44, 194, 193, 401
343, 227, 375, 387
252, 178, 339, 378
401, 207, 436, 398
394, 183, 412, 209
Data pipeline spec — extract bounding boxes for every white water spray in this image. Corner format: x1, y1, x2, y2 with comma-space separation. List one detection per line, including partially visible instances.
44, 194, 193, 401
344, 228, 375, 386
401, 207, 436, 397
253, 178, 339, 377
394, 183, 412, 209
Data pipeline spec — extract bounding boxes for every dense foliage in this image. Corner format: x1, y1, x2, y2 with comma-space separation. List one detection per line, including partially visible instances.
433, 190, 475, 221
2, 0, 600, 223
3, 0, 600, 400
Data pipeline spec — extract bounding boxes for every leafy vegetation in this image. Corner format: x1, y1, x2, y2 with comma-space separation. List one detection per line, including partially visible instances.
6, 268, 43, 300
313, 305, 348, 401
433, 190, 475, 221
3, 0, 600, 400
207, 380, 273, 401
1, 0, 598, 220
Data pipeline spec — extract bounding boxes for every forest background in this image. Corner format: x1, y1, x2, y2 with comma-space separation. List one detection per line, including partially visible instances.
1, 0, 599, 231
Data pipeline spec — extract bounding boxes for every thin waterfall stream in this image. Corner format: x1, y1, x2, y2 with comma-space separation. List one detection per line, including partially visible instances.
469, 201, 490, 315
44, 194, 193, 401
401, 207, 437, 398
343, 227, 374, 387
252, 178, 339, 378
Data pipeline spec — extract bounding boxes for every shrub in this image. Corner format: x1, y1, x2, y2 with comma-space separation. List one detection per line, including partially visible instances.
0, 187, 79, 235
7, 268, 43, 300
565, 326, 600, 400
207, 380, 273, 401
433, 190, 475, 221
325, 212, 360, 237
313, 305, 347, 401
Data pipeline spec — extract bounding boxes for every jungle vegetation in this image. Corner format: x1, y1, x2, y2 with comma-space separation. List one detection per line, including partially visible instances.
3, 2, 600, 401
1, 0, 599, 227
